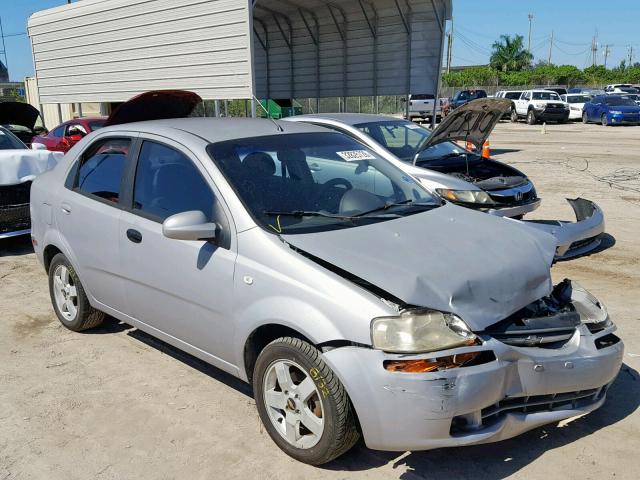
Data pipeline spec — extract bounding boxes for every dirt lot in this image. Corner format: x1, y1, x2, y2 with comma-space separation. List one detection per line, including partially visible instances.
1, 121, 639, 480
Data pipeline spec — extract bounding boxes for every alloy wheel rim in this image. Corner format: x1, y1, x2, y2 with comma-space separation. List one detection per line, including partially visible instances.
52, 265, 78, 322
262, 359, 325, 449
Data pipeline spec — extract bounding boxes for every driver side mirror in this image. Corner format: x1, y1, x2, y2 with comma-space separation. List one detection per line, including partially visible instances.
162, 210, 218, 241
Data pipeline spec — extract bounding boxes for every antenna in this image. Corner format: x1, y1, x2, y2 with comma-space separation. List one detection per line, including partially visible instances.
253, 96, 284, 132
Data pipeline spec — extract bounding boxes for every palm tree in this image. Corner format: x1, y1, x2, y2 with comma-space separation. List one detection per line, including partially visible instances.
490, 35, 533, 72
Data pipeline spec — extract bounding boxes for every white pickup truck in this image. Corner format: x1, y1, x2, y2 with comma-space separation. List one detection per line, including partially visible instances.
405, 94, 443, 123
511, 89, 570, 124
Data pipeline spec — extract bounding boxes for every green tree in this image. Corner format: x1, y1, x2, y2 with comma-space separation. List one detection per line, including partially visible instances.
490, 34, 533, 72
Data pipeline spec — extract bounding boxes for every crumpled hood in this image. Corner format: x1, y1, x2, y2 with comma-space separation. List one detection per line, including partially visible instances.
0, 149, 63, 186
282, 204, 557, 330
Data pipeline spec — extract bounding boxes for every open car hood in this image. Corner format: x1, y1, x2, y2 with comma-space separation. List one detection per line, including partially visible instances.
104, 90, 202, 127
420, 98, 512, 152
282, 203, 557, 330
0, 102, 41, 130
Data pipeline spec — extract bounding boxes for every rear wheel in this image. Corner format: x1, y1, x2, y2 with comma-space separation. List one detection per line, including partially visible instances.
253, 337, 359, 465
48, 253, 105, 331
526, 110, 536, 125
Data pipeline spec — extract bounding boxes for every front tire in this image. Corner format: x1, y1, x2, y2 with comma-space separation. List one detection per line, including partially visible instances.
510, 108, 519, 123
601, 114, 609, 126
253, 337, 359, 465
582, 112, 589, 124
48, 253, 105, 331
526, 109, 537, 125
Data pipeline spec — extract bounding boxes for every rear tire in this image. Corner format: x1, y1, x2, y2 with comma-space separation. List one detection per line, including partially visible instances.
253, 337, 359, 465
526, 110, 537, 125
48, 253, 105, 332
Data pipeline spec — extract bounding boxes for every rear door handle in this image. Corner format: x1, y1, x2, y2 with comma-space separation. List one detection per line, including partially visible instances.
126, 229, 142, 244
61, 203, 71, 214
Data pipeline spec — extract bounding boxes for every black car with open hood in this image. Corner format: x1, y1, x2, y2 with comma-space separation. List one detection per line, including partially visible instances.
0, 102, 47, 147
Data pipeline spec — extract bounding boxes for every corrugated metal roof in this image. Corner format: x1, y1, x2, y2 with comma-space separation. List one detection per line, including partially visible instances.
28, 0, 451, 104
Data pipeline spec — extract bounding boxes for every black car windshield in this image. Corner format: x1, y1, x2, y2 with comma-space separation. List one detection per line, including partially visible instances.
605, 96, 637, 106
504, 92, 522, 99
355, 119, 472, 165
0, 127, 28, 150
566, 95, 590, 103
207, 132, 440, 234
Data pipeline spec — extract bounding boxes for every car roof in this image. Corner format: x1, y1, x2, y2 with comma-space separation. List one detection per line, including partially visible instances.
94, 117, 332, 143
286, 113, 402, 126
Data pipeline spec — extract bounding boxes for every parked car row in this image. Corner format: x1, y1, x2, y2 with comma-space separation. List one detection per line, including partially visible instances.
18, 91, 622, 465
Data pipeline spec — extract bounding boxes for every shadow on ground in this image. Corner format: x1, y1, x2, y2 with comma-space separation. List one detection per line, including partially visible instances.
0, 235, 33, 257
93, 318, 638, 479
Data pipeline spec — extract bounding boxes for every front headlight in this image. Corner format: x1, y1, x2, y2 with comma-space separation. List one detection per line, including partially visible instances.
533, 102, 546, 109
610, 110, 623, 114
371, 309, 477, 353
436, 188, 496, 205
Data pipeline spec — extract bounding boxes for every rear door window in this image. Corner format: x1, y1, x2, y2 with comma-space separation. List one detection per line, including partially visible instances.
74, 138, 130, 204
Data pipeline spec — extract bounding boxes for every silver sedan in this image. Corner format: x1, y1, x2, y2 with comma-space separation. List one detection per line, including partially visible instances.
30, 109, 622, 464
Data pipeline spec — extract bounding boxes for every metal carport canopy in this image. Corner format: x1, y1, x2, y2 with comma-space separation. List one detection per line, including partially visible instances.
27, 0, 450, 105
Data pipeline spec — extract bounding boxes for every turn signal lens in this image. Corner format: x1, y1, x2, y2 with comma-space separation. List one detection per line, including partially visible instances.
384, 351, 481, 373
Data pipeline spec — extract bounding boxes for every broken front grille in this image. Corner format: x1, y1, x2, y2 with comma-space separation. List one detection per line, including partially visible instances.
0, 204, 30, 234
482, 386, 607, 420
451, 385, 609, 434
0, 181, 31, 206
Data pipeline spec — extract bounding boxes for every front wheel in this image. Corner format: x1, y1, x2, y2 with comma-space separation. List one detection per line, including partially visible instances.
526, 110, 537, 125
510, 108, 519, 123
582, 112, 589, 124
253, 337, 360, 465
601, 114, 609, 126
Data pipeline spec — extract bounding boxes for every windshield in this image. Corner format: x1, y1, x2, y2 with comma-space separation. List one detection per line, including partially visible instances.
207, 132, 440, 234
605, 96, 637, 106
532, 92, 561, 101
566, 95, 590, 103
0, 127, 28, 150
355, 120, 473, 165
411, 94, 434, 100
89, 120, 106, 131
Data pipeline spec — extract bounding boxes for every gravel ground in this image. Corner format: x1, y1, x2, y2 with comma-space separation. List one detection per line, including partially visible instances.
1, 120, 639, 480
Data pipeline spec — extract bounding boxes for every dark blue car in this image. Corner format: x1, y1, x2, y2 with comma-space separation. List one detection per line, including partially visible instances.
582, 95, 640, 126
448, 89, 487, 112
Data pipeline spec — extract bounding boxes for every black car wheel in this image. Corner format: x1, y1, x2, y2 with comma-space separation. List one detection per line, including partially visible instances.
582, 111, 589, 124
526, 110, 537, 125
510, 108, 519, 123
601, 114, 609, 126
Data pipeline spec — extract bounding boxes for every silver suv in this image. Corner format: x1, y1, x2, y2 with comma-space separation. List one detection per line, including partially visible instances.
29, 92, 623, 465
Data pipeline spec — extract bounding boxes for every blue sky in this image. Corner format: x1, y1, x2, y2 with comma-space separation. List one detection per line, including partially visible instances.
2, 0, 639, 81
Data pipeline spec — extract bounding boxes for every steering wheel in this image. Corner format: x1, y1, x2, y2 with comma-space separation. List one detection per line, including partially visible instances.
314, 178, 353, 210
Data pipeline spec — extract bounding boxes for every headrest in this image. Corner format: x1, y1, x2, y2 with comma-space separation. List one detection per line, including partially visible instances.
243, 152, 276, 177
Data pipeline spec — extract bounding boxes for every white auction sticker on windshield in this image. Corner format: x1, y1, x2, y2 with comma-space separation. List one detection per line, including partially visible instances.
336, 150, 376, 161
406, 123, 422, 129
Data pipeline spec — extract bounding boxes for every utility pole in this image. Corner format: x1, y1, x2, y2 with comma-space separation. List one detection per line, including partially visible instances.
628, 45, 634, 66
591, 36, 598, 66
446, 30, 453, 73
527, 14, 534, 51
548, 30, 554, 64
603, 44, 611, 69
0, 17, 8, 77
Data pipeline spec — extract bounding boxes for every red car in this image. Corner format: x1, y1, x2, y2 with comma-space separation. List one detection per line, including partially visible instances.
32, 117, 106, 153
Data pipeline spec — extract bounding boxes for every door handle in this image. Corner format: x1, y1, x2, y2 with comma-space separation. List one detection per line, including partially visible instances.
61, 203, 71, 214
126, 229, 142, 244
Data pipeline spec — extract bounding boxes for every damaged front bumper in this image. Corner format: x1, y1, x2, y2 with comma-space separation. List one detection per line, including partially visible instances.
322, 285, 623, 452
518, 198, 605, 260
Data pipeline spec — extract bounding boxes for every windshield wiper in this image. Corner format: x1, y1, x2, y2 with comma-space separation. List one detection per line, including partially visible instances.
263, 210, 348, 219
354, 200, 437, 217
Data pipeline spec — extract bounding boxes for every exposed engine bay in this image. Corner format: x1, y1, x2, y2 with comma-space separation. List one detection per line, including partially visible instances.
484, 279, 612, 347
425, 156, 529, 190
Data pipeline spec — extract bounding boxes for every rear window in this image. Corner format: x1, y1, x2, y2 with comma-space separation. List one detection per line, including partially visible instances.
411, 94, 435, 100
